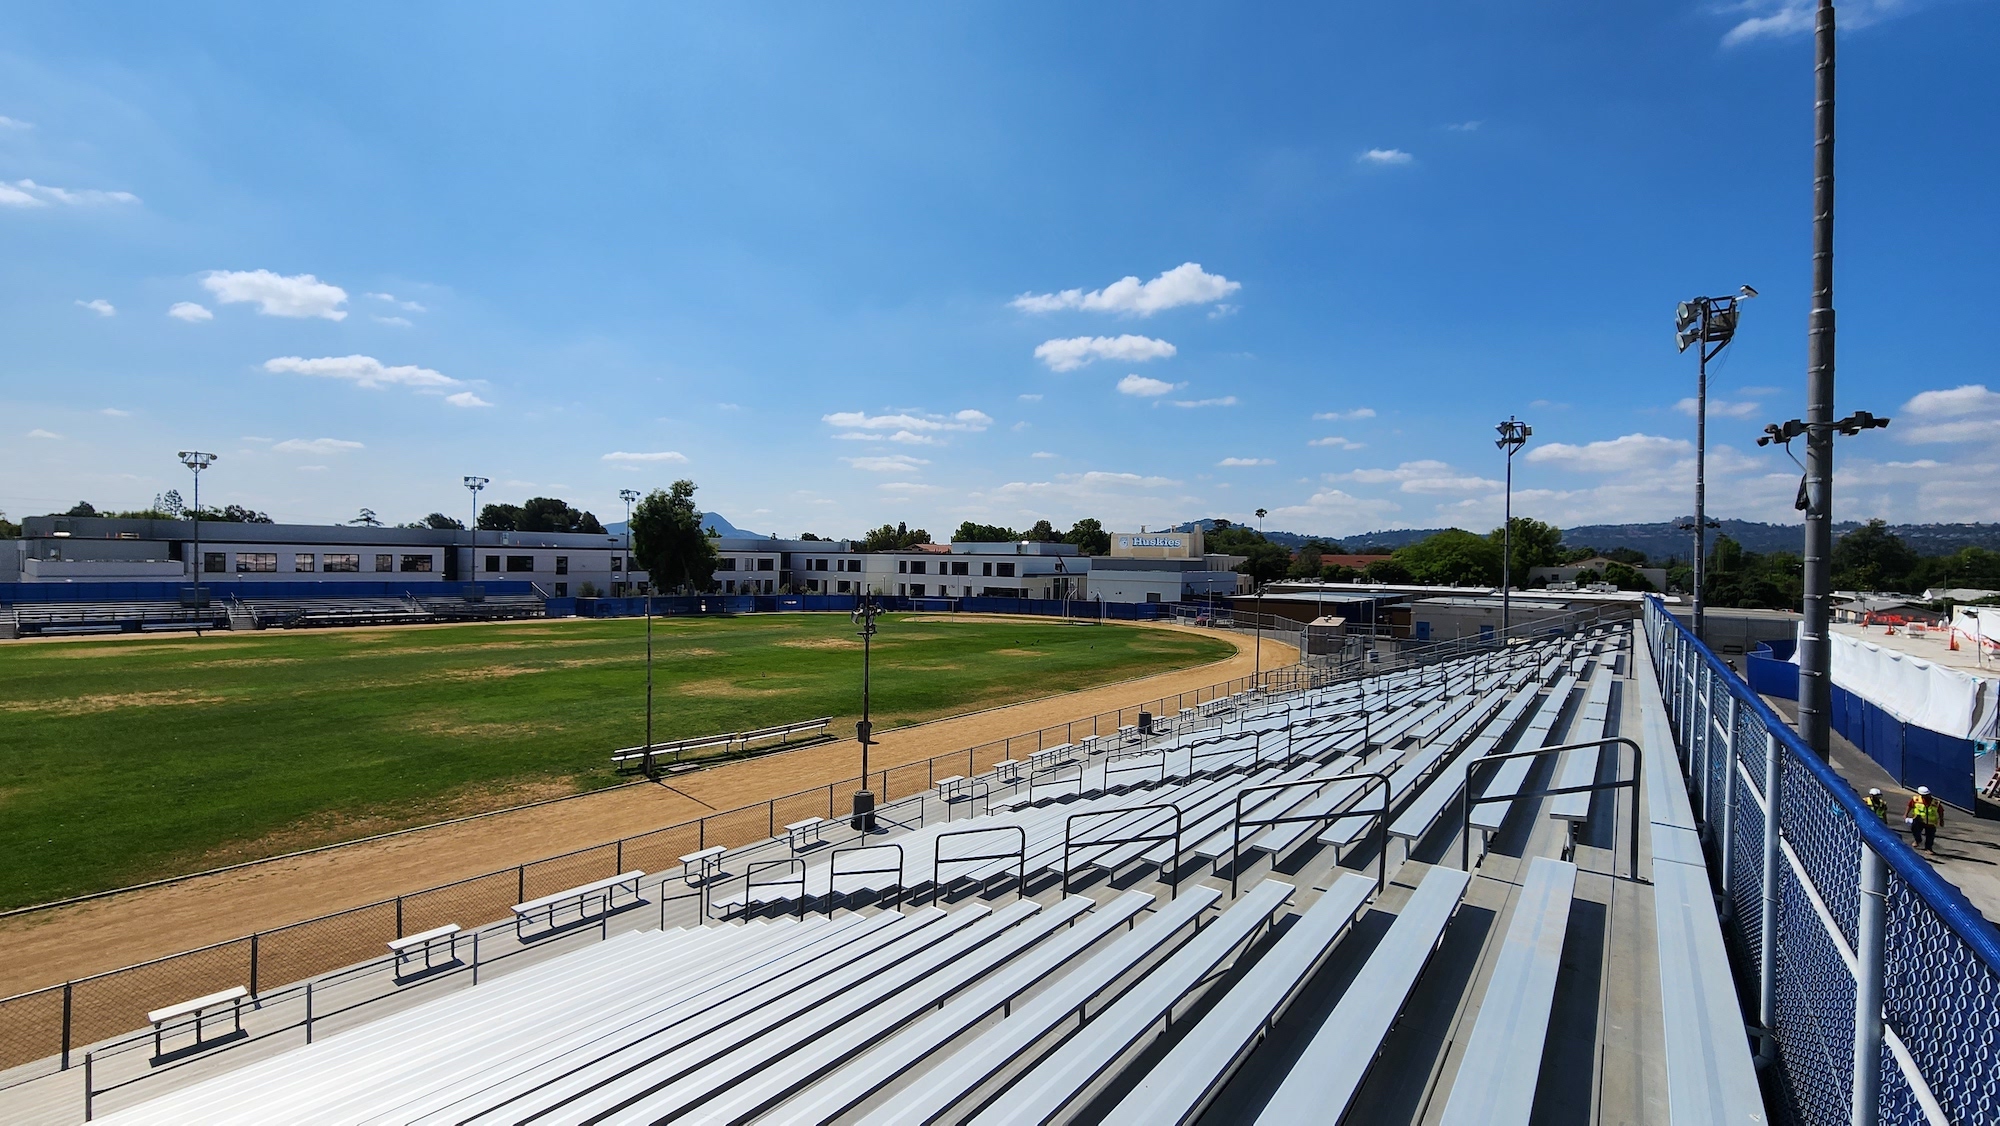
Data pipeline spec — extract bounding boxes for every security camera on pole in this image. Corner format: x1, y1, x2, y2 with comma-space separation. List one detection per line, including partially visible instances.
1674, 285, 1757, 642
850, 594, 881, 831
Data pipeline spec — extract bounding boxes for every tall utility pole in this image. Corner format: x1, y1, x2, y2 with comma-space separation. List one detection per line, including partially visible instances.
619, 488, 640, 597
1797, 0, 1840, 762
177, 452, 217, 605
463, 476, 488, 588
850, 595, 880, 830
1494, 418, 1532, 635
1675, 287, 1756, 643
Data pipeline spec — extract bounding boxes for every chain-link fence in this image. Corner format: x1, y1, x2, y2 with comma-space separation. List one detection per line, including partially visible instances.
1643, 596, 2000, 1125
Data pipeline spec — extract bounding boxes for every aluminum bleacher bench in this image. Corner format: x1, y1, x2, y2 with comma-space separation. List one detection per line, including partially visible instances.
148, 986, 247, 1057
1253, 864, 1472, 1124
993, 759, 1024, 783
680, 846, 727, 884
1118, 724, 1140, 744
966, 879, 1298, 1126
1548, 673, 1614, 825
849, 884, 1226, 1126
388, 923, 462, 978
1102, 872, 1378, 1126
936, 775, 969, 801
1031, 743, 1076, 770
511, 870, 643, 938
785, 817, 827, 852
776, 891, 1156, 1125
1436, 856, 1576, 1126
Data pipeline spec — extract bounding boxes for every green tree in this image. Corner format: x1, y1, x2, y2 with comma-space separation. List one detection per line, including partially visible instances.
860, 521, 932, 552
1321, 563, 1360, 582
1914, 546, 2000, 593
1288, 541, 1327, 579
1395, 528, 1501, 586
518, 496, 606, 535
1832, 519, 1921, 593
65, 501, 97, 517
1363, 557, 1413, 583
1487, 517, 1564, 580
631, 480, 718, 592
0, 508, 17, 538
952, 521, 1019, 543
477, 503, 522, 531
350, 508, 381, 527
1601, 562, 1657, 592
1235, 541, 1293, 585
1063, 518, 1111, 556
1024, 519, 1061, 543
155, 489, 185, 517
420, 512, 464, 530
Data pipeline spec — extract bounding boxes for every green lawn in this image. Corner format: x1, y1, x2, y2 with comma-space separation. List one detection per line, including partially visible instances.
0, 614, 1232, 907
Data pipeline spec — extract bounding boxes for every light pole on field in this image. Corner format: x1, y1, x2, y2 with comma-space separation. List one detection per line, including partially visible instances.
850, 594, 881, 830
463, 476, 488, 590
1494, 418, 1531, 636
619, 488, 640, 598
177, 451, 217, 606
1675, 286, 1757, 642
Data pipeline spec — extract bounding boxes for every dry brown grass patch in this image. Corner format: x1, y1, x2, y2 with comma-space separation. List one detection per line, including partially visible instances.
0, 689, 231, 716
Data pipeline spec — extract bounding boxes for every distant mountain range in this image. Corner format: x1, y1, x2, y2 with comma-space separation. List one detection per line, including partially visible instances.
602, 512, 767, 540
1176, 517, 2000, 562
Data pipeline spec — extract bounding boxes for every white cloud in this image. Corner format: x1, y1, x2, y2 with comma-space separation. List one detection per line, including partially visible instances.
878, 482, 944, 495
374, 315, 413, 327
74, 298, 114, 317
242, 436, 273, 443
0, 116, 31, 129
27, 428, 62, 440
168, 301, 213, 322
1526, 432, 1691, 473
1010, 262, 1240, 317
1033, 334, 1176, 372
100, 408, 132, 417
1218, 457, 1275, 467
1313, 408, 1375, 421
1446, 120, 1482, 132
272, 437, 364, 455
716, 402, 741, 411
1309, 436, 1365, 450
1018, 393, 1043, 402
1117, 374, 1179, 397
0, 179, 139, 208
1031, 451, 1058, 459
1674, 396, 1761, 419
1336, 459, 1503, 494
821, 409, 992, 434
365, 292, 427, 312
1270, 488, 1400, 528
1905, 383, 2000, 418
264, 354, 458, 389
203, 270, 348, 320
1167, 396, 1238, 409
1359, 148, 1414, 165
602, 450, 688, 462
844, 454, 930, 473
445, 391, 492, 408
1898, 384, 2000, 443
1721, 0, 1910, 46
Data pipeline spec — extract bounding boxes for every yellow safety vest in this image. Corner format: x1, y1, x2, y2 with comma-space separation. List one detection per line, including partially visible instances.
1908, 798, 1943, 827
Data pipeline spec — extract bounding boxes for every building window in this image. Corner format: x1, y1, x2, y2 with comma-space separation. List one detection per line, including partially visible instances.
898, 560, 907, 574
485, 555, 500, 573
910, 583, 926, 597
910, 561, 926, 575
725, 579, 736, 593
807, 579, 819, 592
203, 552, 226, 574
951, 561, 969, 576
324, 553, 360, 573
757, 558, 774, 572
400, 554, 434, 573
1147, 592, 1162, 603
837, 580, 851, 593
236, 552, 278, 573
717, 558, 736, 571
295, 553, 316, 572
554, 582, 568, 597
998, 562, 1015, 577
505, 555, 535, 572
898, 583, 906, 595
983, 561, 993, 576
612, 556, 623, 573
374, 554, 394, 572
554, 556, 568, 575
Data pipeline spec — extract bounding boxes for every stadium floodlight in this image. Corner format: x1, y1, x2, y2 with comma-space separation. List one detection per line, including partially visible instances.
1673, 287, 1756, 641
851, 596, 881, 830
618, 488, 641, 597
177, 451, 218, 607
1493, 418, 1531, 634
463, 476, 489, 534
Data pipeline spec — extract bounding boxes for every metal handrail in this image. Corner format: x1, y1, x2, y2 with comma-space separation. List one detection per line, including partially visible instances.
1229, 771, 1391, 897
1063, 804, 1182, 899
826, 844, 904, 915
931, 826, 1026, 906
1457, 736, 1643, 879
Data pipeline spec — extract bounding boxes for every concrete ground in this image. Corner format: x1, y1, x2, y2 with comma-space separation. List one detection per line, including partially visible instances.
1762, 696, 2000, 925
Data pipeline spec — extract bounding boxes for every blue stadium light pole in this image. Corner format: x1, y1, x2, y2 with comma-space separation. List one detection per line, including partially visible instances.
177, 451, 217, 606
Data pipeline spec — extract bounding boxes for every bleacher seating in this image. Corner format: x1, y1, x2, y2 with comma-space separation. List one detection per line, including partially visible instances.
84, 618, 1760, 1126
4, 600, 229, 636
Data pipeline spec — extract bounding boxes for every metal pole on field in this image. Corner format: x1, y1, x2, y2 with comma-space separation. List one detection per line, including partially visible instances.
1799, 0, 1840, 761
1852, 842, 1888, 1126
1494, 419, 1530, 634
619, 488, 640, 598
178, 451, 217, 606
851, 595, 879, 830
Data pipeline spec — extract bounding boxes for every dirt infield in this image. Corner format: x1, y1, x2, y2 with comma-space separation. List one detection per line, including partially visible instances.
0, 624, 1286, 995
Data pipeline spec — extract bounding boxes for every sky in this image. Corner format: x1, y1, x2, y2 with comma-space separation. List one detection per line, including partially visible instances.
3, 1, 1996, 542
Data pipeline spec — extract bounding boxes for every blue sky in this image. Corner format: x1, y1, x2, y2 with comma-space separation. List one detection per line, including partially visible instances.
3, 1, 1994, 540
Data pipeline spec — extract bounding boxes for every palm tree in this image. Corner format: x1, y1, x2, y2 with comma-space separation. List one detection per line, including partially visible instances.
1255, 508, 1267, 535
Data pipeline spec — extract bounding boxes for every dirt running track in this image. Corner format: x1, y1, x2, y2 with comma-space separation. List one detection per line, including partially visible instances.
0, 624, 1288, 995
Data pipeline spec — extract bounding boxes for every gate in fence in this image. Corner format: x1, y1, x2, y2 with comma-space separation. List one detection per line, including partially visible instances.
1643, 595, 2000, 1126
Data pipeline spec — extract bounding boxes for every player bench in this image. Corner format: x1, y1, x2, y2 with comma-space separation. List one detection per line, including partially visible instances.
387, 923, 462, 980
785, 818, 828, 852
679, 846, 728, 885
611, 734, 732, 771
148, 986, 247, 1059
511, 870, 644, 938
738, 716, 834, 751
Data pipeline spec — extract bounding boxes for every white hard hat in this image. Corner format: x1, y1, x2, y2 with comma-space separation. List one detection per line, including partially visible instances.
1870, 787, 1882, 796
1918, 786, 1931, 795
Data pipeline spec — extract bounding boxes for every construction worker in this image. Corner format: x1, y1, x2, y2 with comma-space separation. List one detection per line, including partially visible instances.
1905, 786, 1944, 853
1865, 787, 1890, 823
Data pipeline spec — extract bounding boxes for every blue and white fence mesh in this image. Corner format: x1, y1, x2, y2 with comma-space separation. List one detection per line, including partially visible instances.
1642, 597, 2000, 1125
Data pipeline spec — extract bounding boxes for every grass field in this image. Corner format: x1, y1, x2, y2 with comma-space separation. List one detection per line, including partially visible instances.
0, 614, 1232, 908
